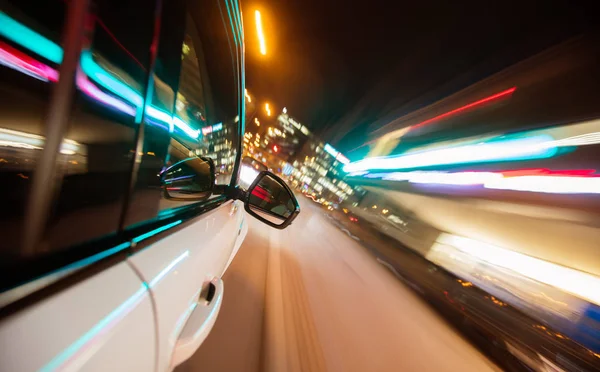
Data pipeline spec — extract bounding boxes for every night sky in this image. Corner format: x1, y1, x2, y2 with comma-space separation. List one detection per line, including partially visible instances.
242, 0, 594, 154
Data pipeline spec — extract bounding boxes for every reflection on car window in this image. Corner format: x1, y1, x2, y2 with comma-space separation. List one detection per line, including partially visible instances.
46, 0, 154, 250
176, 11, 239, 186
0, 0, 67, 259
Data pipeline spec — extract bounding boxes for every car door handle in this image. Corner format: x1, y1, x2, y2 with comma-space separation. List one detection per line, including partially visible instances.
170, 277, 224, 368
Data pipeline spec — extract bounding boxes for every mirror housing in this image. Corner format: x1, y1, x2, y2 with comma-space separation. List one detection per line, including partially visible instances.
243, 171, 300, 229
160, 157, 215, 201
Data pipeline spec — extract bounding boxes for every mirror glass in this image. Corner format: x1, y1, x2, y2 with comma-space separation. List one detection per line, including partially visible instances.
161, 157, 214, 200
247, 173, 297, 225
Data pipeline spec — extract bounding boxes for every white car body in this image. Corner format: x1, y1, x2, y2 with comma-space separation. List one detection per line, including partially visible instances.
0, 202, 248, 372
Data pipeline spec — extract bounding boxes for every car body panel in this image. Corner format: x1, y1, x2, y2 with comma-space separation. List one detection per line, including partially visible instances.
127, 199, 244, 371
0, 262, 155, 372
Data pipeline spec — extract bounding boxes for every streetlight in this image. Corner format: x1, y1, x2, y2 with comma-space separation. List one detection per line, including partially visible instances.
265, 103, 271, 116
255, 10, 267, 55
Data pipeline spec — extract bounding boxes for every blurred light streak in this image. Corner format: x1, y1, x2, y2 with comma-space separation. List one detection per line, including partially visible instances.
434, 233, 600, 306
0, 41, 58, 82
0, 11, 63, 64
146, 105, 174, 131
0, 128, 82, 155
41, 285, 147, 372
549, 132, 600, 147
336, 154, 350, 164
148, 250, 189, 288
245, 89, 251, 102
324, 144, 339, 157
76, 71, 136, 116
80, 50, 144, 119
408, 87, 517, 132
408, 171, 502, 185
344, 135, 557, 173
93, 16, 145, 70
255, 10, 267, 55
485, 175, 600, 194
0, 14, 204, 143
360, 168, 600, 194
0, 128, 44, 150
132, 220, 183, 244
42, 247, 188, 371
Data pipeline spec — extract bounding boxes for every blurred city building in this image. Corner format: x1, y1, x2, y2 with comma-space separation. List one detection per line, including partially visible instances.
288, 140, 354, 203
242, 102, 356, 203
340, 34, 600, 365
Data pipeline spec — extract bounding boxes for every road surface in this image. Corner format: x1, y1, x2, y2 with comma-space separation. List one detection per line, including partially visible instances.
176, 197, 498, 372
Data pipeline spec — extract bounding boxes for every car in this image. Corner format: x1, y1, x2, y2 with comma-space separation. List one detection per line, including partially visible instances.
0, 1, 299, 371
239, 156, 269, 190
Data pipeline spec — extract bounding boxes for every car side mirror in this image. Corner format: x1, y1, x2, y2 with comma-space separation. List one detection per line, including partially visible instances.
245, 171, 300, 229
160, 157, 215, 201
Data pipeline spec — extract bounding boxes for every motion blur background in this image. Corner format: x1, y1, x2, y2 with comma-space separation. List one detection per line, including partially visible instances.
238, 1, 600, 370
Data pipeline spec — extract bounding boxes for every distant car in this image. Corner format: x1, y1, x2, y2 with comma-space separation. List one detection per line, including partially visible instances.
239, 156, 269, 189
0, 1, 300, 371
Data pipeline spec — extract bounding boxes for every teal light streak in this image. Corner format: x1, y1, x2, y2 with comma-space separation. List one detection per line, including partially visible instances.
41, 224, 187, 370
0, 11, 63, 64
57, 242, 131, 275
229, 0, 244, 43
80, 50, 144, 120
343, 134, 558, 173
324, 143, 340, 158
132, 220, 182, 244
2, 13, 202, 140
149, 250, 190, 287
40, 285, 147, 372
223, 0, 239, 46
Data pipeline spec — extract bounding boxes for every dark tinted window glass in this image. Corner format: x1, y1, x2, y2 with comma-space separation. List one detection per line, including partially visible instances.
188, 0, 240, 185
0, 1, 66, 260
41, 0, 156, 251
125, 1, 241, 224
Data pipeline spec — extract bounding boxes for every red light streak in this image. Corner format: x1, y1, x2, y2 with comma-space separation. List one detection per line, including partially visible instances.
409, 87, 517, 132
0, 41, 58, 82
251, 186, 271, 201
94, 16, 146, 70
499, 168, 598, 178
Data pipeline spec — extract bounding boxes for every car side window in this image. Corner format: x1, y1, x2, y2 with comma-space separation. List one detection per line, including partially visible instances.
0, 0, 156, 275
0, 1, 67, 262
46, 0, 156, 251
123, 3, 241, 223
186, 0, 240, 186
157, 12, 237, 213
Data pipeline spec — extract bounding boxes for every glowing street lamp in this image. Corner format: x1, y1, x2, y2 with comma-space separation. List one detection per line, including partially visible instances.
265, 103, 271, 116
255, 10, 267, 55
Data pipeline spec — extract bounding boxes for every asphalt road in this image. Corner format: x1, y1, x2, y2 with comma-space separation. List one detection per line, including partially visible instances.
176, 197, 498, 372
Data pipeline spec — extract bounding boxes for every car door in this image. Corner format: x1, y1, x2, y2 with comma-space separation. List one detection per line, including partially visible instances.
0, 0, 157, 370
122, 0, 247, 370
